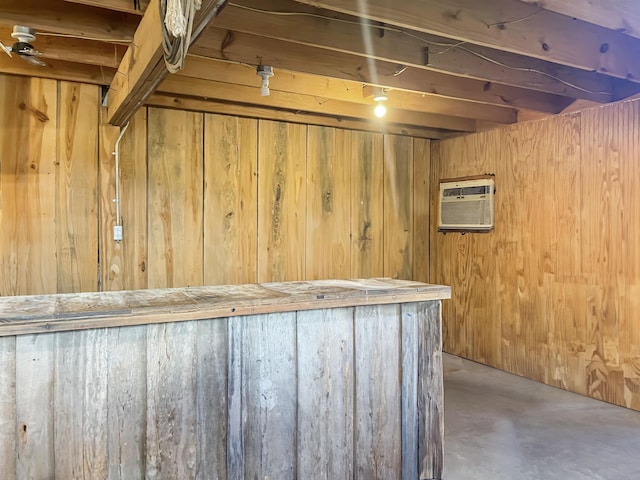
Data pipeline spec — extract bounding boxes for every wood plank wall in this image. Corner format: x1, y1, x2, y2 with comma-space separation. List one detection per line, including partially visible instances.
0, 75, 99, 296
0, 300, 444, 480
431, 99, 640, 410
0, 74, 430, 296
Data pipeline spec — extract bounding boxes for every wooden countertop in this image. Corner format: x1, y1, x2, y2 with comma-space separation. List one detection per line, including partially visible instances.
0, 278, 450, 337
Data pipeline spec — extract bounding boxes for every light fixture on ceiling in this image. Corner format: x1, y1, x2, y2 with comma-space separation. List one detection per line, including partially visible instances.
256, 65, 274, 96
373, 87, 388, 118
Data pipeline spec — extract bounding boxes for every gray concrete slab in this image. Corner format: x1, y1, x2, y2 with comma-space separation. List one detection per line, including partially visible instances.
443, 354, 640, 480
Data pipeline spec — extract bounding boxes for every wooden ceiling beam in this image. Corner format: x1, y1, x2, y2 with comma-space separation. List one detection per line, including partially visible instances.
0, 0, 139, 43
64, 0, 149, 16
146, 93, 452, 139
158, 75, 478, 131
216, 0, 619, 102
107, 0, 228, 126
292, 0, 640, 82
0, 54, 115, 85
519, 0, 640, 40
191, 28, 573, 113
0, 26, 125, 69
180, 56, 517, 124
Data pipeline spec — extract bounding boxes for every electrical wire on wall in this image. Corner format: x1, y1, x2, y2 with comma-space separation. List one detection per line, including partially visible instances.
160, 0, 202, 73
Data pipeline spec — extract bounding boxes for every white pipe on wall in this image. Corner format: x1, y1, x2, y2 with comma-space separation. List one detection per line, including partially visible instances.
113, 122, 129, 242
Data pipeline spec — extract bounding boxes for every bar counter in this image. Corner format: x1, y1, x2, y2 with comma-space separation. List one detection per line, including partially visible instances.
0, 278, 450, 480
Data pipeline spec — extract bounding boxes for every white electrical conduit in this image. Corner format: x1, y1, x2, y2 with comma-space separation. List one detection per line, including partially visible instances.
113, 122, 129, 241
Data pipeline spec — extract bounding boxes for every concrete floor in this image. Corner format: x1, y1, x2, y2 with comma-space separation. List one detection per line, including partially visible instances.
443, 354, 640, 480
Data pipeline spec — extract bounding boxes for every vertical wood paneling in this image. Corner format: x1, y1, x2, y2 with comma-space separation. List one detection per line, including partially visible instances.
413, 138, 431, 283
16, 334, 55, 479
432, 98, 640, 410
306, 126, 351, 280
400, 303, 419, 480
350, 131, 384, 278
297, 307, 354, 479
54, 330, 108, 479
257, 120, 306, 282
56, 82, 99, 293
147, 108, 204, 288
383, 135, 414, 280
101, 108, 148, 292
228, 312, 297, 479
204, 114, 258, 285
107, 325, 147, 480
146, 322, 198, 479
196, 319, 229, 479
355, 304, 401, 479
0, 337, 16, 480
417, 302, 443, 480
0, 76, 57, 296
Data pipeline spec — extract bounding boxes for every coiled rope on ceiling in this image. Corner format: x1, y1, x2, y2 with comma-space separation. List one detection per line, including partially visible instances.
160, 0, 202, 73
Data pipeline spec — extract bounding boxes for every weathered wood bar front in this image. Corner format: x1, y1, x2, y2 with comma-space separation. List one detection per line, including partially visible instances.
0, 278, 450, 480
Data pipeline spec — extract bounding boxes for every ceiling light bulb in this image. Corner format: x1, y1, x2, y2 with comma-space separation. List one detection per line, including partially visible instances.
374, 102, 387, 118
373, 89, 388, 103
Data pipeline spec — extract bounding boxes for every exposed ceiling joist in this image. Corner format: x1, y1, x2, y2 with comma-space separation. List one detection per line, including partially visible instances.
64, 0, 149, 15
217, 0, 621, 102
158, 75, 478, 131
0, 0, 138, 43
519, 0, 640, 39
292, 0, 640, 81
0, 26, 125, 69
0, 53, 115, 85
179, 57, 518, 124
191, 28, 573, 113
107, 0, 228, 126
146, 93, 453, 139
7, 0, 640, 137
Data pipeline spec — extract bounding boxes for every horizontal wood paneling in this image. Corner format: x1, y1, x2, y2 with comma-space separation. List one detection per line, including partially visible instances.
431, 98, 640, 410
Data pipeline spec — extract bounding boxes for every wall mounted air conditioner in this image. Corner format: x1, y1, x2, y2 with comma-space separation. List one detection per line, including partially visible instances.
438, 176, 495, 232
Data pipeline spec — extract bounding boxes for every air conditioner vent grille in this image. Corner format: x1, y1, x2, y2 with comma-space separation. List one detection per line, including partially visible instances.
438, 177, 495, 232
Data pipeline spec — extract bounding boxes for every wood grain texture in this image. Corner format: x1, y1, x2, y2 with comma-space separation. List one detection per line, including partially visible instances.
0, 337, 16, 480
401, 303, 419, 480
297, 307, 354, 479
431, 97, 640, 410
351, 131, 384, 278
416, 302, 443, 480
257, 120, 307, 282
0, 279, 450, 336
107, 325, 147, 479
54, 329, 108, 479
229, 312, 297, 479
196, 319, 229, 479
4, 292, 445, 479
146, 321, 198, 479
413, 139, 431, 283
147, 108, 204, 288
56, 81, 100, 293
100, 108, 148, 292
355, 304, 402, 479
0, 75, 57, 296
16, 334, 55, 479
306, 126, 351, 280
384, 135, 414, 280
204, 114, 258, 285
